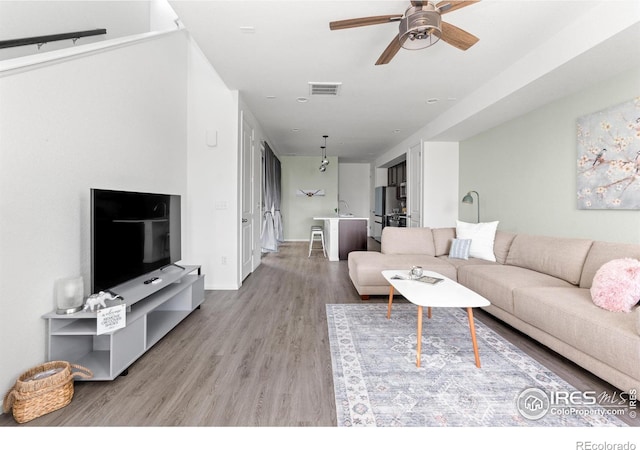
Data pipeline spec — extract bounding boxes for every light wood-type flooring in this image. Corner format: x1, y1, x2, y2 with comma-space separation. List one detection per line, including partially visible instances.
1, 240, 637, 427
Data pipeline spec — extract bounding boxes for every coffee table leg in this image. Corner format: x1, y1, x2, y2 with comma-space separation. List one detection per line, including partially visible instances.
416, 306, 423, 368
427, 307, 432, 319
467, 307, 481, 368
387, 285, 394, 319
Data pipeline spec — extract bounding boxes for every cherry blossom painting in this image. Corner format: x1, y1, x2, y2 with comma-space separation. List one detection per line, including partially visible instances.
577, 98, 640, 209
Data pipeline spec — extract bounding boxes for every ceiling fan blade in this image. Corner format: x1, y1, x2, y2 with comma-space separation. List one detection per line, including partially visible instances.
440, 21, 479, 50
436, 1, 480, 14
375, 34, 406, 65
330, 15, 402, 30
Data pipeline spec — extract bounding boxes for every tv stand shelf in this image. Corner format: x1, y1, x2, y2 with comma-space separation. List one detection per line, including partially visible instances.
43, 265, 204, 381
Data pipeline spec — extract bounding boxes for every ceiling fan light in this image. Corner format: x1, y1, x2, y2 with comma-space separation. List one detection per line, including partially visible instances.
399, 6, 442, 50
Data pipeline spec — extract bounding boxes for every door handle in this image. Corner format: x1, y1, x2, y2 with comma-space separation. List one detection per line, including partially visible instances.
242, 218, 248, 223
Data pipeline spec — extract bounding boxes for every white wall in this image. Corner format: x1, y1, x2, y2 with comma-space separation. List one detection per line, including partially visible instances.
338, 162, 371, 228
376, 138, 459, 228
0, 1, 154, 61
423, 142, 459, 228
0, 31, 189, 395
459, 67, 640, 243
281, 156, 339, 241
185, 36, 240, 290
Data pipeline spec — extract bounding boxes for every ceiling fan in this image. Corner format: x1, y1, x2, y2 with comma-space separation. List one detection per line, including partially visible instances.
329, 1, 480, 65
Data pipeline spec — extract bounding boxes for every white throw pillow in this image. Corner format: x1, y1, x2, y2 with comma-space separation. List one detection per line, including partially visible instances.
456, 220, 499, 262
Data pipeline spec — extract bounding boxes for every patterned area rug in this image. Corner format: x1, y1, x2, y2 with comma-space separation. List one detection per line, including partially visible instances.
327, 304, 627, 427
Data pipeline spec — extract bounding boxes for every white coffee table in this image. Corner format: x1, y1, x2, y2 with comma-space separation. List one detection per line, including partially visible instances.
382, 269, 491, 368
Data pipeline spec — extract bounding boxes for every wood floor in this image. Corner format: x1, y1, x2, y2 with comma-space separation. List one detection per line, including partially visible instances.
1, 240, 637, 427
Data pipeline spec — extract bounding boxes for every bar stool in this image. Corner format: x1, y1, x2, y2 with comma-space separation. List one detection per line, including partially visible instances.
308, 225, 327, 258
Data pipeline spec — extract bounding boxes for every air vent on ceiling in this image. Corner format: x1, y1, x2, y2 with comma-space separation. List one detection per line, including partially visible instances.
309, 82, 342, 96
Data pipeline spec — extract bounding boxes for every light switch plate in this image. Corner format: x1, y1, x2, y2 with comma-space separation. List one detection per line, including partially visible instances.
206, 129, 218, 147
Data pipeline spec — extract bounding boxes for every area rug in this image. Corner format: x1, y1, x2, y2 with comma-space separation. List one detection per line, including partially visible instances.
327, 304, 627, 427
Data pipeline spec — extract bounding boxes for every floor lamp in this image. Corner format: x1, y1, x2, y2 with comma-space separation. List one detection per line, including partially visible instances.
462, 190, 480, 223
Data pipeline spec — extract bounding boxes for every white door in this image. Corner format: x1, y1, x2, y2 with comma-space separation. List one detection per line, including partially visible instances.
407, 142, 423, 228
241, 113, 254, 281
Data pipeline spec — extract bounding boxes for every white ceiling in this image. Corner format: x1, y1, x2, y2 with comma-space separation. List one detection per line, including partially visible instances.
169, 0, 640, 162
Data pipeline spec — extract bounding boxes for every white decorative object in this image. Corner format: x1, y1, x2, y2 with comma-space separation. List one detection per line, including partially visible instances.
55, 276, 84, 315
409, 266, 423, 279
297, 189, 325, 197
83, 291, 120, 312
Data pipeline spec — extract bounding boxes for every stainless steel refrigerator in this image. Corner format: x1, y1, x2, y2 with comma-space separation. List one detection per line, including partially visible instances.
373, 186, 399, 242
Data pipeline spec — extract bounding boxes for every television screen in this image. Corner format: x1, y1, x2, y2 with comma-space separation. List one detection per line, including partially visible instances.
91, 189, 181, 293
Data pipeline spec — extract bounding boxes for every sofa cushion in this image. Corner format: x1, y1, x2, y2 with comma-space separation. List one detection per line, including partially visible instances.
449, 238, 471, 259
505, 234, 593, 285
456, 220, 499, 261
431, 228, 515, 263
579, 241, 640, 288
381, 227, 436, 256
433, 227, 456, 256
457, 265, 572, 314
348, 251, 457, 289
437, 255, 499, 270
513, 287, 640, 382
493, 231, 517, 265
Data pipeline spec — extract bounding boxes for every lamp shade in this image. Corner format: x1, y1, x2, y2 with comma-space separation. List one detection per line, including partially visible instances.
55, 276, 84, 314
321, 144, 329, 166
461, 190, 480, 223
399, 5, 442, 50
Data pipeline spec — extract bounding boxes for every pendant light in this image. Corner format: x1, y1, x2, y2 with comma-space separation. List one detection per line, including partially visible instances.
319, 145, 326, 171
319, 135, 329, 172
322, 135, 329, 166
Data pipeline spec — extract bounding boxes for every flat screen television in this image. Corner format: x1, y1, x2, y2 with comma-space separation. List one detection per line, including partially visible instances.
91, 188, 181, 293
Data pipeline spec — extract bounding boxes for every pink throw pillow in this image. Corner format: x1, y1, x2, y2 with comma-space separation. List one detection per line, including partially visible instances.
590, 258, 640, 313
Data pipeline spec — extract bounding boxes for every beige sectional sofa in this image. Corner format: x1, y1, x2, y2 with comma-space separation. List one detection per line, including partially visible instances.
347, 226, 640, 392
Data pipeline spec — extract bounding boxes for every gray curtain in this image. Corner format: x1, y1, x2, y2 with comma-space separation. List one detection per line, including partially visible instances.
261, 142, 283, 252
273, 158, 283, 242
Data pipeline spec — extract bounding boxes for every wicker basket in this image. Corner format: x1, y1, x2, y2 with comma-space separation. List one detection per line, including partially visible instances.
3, 361, 93, 423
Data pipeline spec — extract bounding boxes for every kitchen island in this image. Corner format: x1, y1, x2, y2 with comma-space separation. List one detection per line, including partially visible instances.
312, 215, 369, 261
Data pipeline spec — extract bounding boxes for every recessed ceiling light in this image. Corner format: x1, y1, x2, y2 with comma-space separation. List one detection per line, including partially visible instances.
266, 95, 276, 99
393, 129, 401, 134
239, 26, 255, 33
426, 98, 439, 104
291, 128, 300, 132
297, 97, 308, 103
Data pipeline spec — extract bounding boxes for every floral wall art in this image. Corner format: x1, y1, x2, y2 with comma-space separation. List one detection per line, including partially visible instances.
577, 97, 640, 209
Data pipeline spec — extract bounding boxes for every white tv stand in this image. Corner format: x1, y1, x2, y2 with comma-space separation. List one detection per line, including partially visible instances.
43, 265, 204, 381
